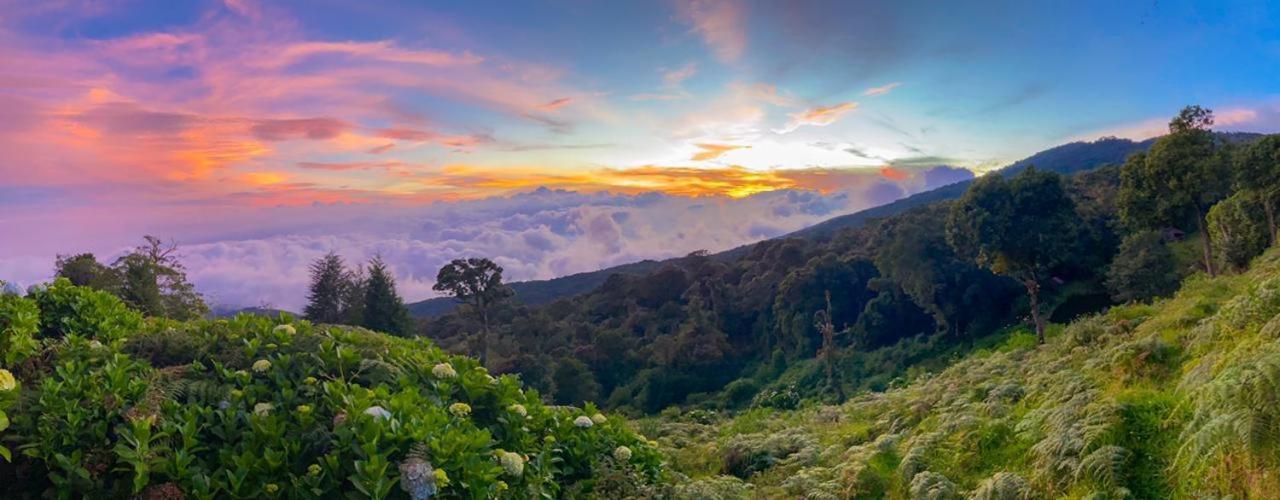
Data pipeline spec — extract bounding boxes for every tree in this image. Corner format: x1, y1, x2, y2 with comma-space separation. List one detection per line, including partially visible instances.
304, 252, 352, 324
1207, 193, 1269, 272
1119, 105, 1230, 276
813, 291, 845, 401
433, 258, 514, 362
112, 236, 208, 320
947, 167, 1081, 344
361, 256, 413, 337
1234, 134, 1280, 246
54, 253, 120, 292
1105, 230, 1181, 303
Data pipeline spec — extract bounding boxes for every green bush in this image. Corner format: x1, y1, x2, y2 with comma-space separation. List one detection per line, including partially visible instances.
28, 278, 142, 343
0, 293, 40, 366
3, 284, 663, 498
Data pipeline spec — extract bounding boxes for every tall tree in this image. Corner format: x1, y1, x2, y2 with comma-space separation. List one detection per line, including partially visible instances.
361, 256, 413, 337
433, 258, 513, 362
947, 167, 1080, 344
304, 252, 349, 324
54, 253, 120, 292
1234, 134, 1280, 246
113, 236, 208, 320
1105, 230, 1181, 303
1119, 105, 1230, 276
1206, 193, 1269, 272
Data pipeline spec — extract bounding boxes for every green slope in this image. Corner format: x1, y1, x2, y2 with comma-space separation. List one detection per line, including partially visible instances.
649, 248, 1280, 499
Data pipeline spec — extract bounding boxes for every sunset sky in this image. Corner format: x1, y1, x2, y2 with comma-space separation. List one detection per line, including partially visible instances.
3, 0, 1280, 309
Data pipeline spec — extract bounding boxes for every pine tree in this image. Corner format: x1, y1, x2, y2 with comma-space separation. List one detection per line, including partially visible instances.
361, 256, 413, 336
304, 252, 348, 324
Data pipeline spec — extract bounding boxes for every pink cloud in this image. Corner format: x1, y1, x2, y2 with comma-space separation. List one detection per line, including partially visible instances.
675, 0, 747, 64
251, 118, 349, 141
862, 82, 901, 96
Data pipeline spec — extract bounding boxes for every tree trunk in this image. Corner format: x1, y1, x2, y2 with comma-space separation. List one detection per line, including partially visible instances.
1025, 279, 1045, 344
1195, 207, 1217, 277
1265, 196, 1277, 247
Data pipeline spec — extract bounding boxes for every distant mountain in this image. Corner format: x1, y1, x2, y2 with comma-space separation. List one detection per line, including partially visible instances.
405, 136, 1162, 318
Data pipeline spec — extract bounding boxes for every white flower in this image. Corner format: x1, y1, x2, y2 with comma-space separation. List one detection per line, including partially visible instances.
508, 404, 527, 417
449, 402, 471, 418
399, 457, 439, 500
613, 446, 632, 462
364, 405, 392, 420
574, 416, 594, 428
252, 359, 271, 373
497, 450, 524, 477
254, 402, 273, 416
273, 324, 296, 336
0, 369, 16, 391
432, 363, 457, 379
591, 413, 607, 425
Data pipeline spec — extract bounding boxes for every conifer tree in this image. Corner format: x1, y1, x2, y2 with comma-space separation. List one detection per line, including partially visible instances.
361, 256, 413, 336
304, 252, 348, 324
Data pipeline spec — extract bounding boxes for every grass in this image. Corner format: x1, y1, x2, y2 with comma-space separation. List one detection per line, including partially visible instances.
649, 248, 1280, 498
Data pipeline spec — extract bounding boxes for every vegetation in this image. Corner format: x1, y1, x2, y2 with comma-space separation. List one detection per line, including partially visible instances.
646, 247, 1280, 498
0, 279, 662, 498
54, 236, 209, 320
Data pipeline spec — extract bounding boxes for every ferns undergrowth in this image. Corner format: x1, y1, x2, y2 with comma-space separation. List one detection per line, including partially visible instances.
650, 248, 1280, 498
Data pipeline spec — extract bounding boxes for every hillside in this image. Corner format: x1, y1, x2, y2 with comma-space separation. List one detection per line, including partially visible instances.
651, 248, 1280, 498
408, 136, 1155, 318
0, 280, 663, 497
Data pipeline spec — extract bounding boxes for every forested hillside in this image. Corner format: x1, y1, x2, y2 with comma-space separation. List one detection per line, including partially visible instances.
421, 107, 1277, 421
651, 246, 1280, 498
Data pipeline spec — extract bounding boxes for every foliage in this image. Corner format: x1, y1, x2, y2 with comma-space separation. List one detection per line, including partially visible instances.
0, 283, 662, 497
304, 252, 366, 325
947, 167, 1082, 342
362, 256, 414, 337
1233, 134, 1280, 245
1106, 230, 1182, 302
1207, 193, 1269, 271
113, 236, 209, 320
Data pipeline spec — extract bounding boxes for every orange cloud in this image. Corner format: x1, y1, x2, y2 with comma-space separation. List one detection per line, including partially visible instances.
536, 97, 573, 111
691, 142, 750, 161
863, 82, 902, 96
776, 102, 858, 133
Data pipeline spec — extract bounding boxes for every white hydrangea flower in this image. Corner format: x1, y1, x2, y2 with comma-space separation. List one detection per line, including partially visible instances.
432, 363, 457, 379
448, 402, 471, 418
273, 324, 296, 336
0, 369, 16, 391
613, 446, 632, 462
508, 404, 527, 417
497, 450, 524, 477
364, 405, 392, 420
253, 402, 273, 416
252, 359, 271, 373
574, 416, 594, 428
591, 413, 607, 425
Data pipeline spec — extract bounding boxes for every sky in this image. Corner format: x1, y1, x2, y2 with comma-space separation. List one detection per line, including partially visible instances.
2, 0, 1280, 310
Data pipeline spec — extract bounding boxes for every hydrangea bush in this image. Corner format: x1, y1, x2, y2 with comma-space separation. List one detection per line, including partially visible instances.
0, 280, 663, 498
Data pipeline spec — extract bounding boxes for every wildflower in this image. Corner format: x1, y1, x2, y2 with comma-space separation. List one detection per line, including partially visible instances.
304, 376, 318, 385
0, 369, 16, 391
448, 402, 471, 418
574, 416, 594, 428
398, 457, 439, 500
497, 450, 524, 477
273, 324, 296, 336
432, 363, 457, 379
296, 404, 312, 415
508, 404, 527, 417
364, 405, 392, 420
308, 464, 322, 476
252, 359, 271, 373
265, 483, 279, 494
254, 402, 273, 416
613, 446, 632, 462
591, 413, 607, 425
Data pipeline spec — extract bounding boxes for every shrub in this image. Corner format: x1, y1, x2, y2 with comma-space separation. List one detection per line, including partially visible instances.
28, 278, 142, 342
0, 293, 40, 366
1207, 193, 1269, 272
720, 378, 760, 408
